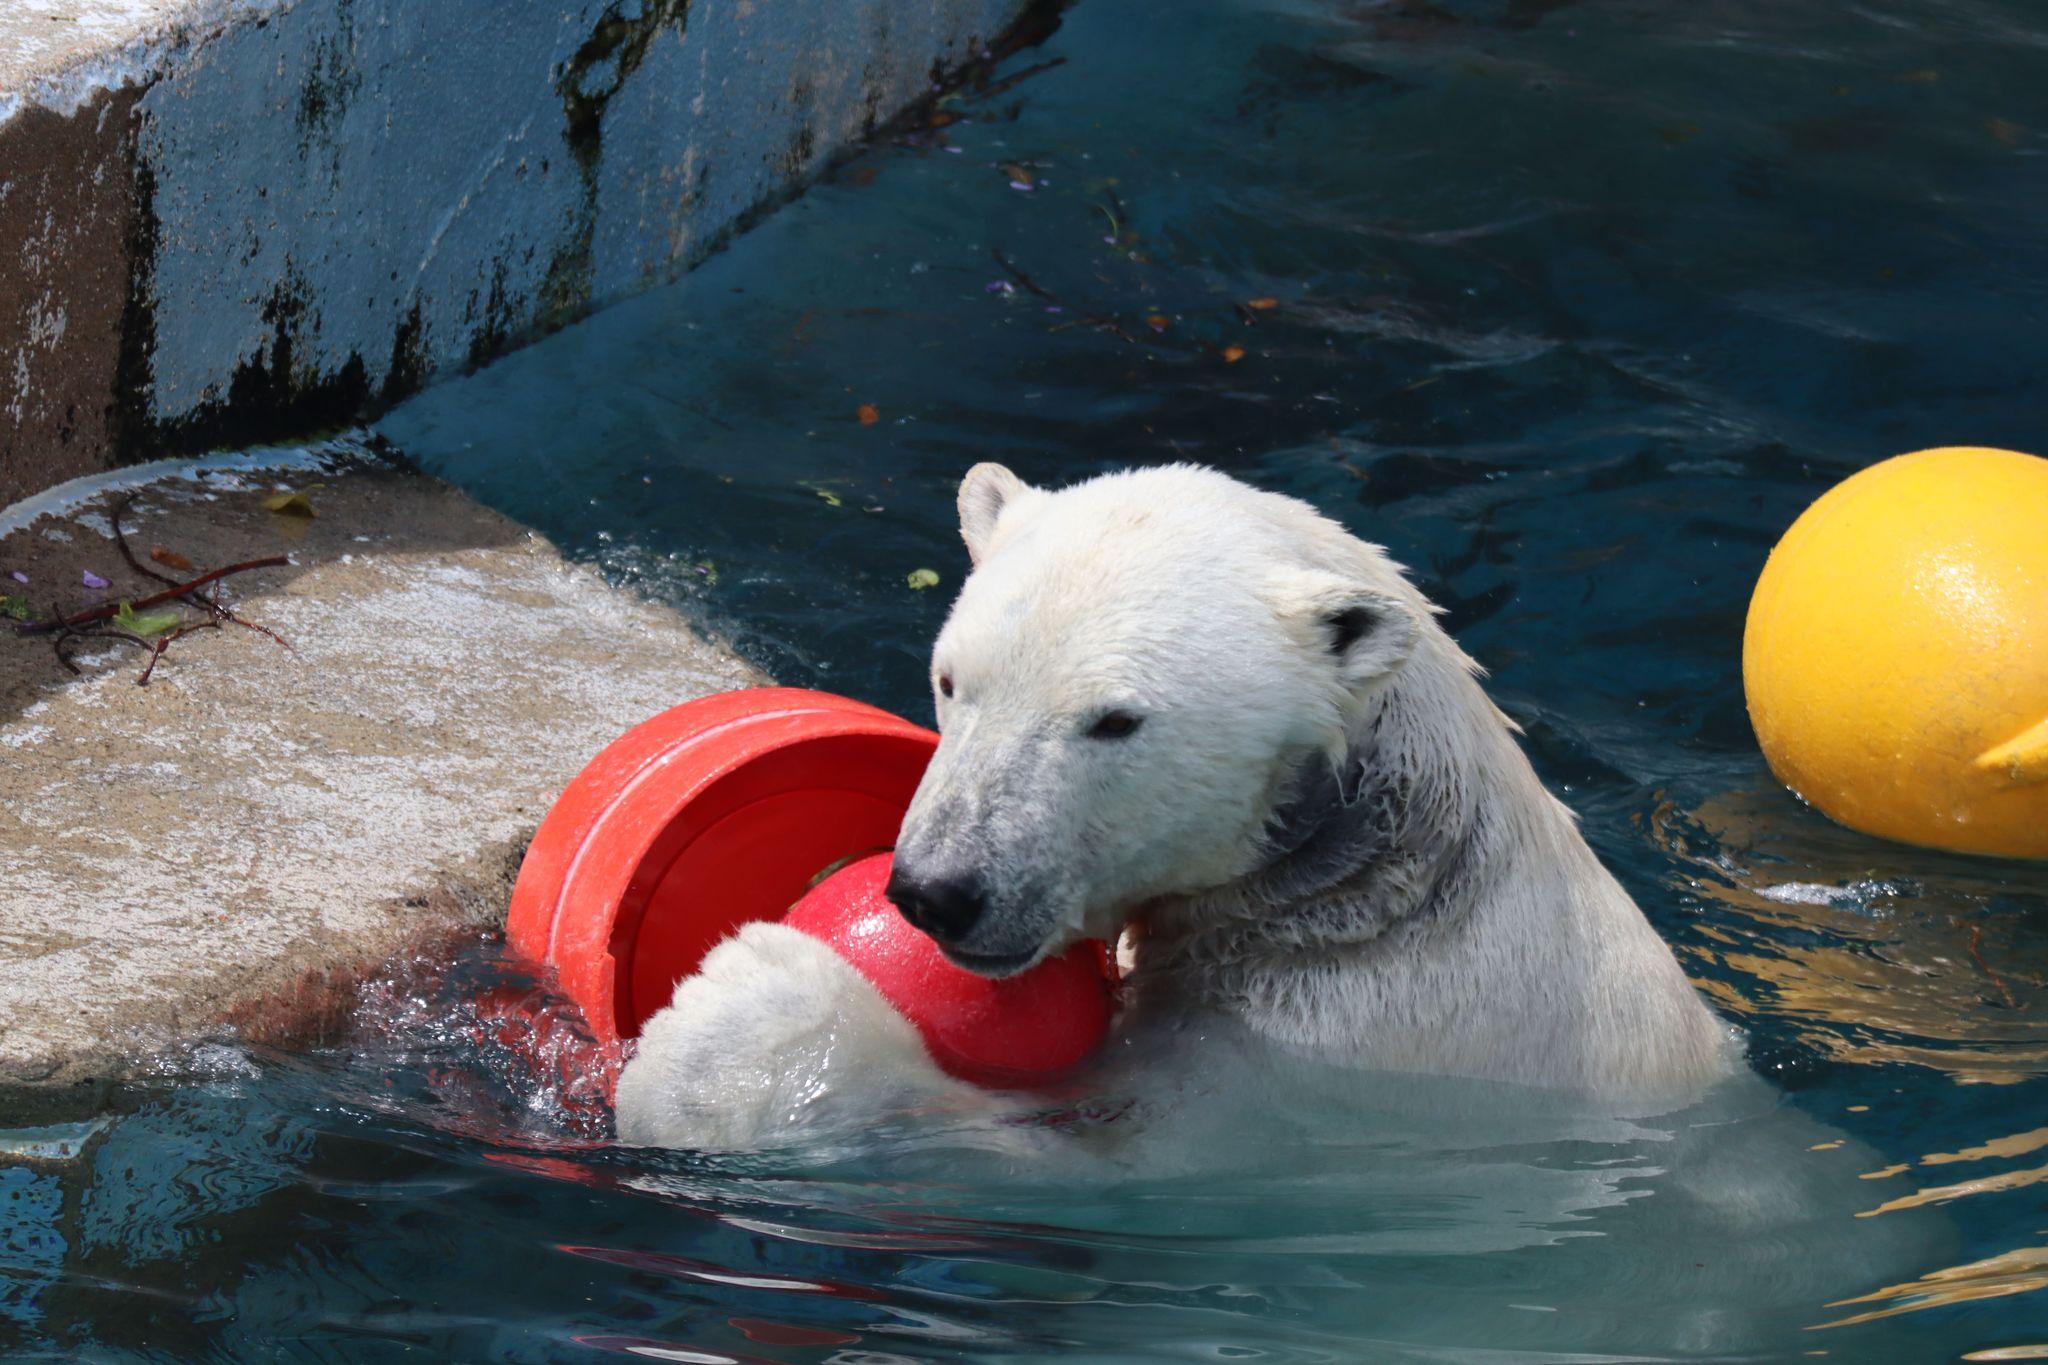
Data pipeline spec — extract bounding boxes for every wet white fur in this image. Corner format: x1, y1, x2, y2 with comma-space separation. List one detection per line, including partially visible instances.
616, 921, 955, 1149
616, 465, 1736, 1149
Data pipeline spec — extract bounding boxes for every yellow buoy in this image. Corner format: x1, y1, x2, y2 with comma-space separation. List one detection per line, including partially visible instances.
1743, 446, 2048, 859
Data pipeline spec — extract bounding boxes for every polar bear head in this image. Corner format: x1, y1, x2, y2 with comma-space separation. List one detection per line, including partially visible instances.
888, 463, 1435, 976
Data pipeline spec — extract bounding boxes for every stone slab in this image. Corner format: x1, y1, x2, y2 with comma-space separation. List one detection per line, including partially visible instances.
0, 2, 187, 107
0, 441, 756, 1087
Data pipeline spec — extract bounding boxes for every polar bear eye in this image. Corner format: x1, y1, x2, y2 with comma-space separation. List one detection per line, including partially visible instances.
1086, 710, 1144, 741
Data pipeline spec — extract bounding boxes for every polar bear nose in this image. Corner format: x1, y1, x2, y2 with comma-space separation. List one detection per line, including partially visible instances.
885, 867, 988, 944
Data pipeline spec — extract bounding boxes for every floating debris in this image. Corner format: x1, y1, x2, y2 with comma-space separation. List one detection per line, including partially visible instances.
262, 489, 318, 518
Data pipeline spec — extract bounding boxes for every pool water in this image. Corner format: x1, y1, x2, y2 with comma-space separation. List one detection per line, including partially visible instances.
8, 0, 2048, 1356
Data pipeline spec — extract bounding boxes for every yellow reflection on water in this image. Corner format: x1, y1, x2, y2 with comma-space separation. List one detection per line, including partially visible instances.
1856, 1162, 2048, 1218
1925, 1126, 2048, 1166
1644, 790, 2047, 1085
1810, 1245, 2048, 1329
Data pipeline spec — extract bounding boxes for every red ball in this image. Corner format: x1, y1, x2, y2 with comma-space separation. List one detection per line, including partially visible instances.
782, 852, 1116, 1087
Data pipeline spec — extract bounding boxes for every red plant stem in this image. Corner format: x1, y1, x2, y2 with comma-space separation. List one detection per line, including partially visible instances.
15, 557, 290, 636
106, 497, 291, 649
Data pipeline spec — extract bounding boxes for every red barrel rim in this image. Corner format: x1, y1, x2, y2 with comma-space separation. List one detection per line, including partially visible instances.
507, 688, 939, 1044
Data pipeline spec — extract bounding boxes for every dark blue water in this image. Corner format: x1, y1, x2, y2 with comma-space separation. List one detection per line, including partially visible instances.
7, 0, 2048, 1357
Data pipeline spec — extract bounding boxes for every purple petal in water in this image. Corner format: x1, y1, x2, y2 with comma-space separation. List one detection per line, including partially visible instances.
82, 570, 110, 589
1009, 180, 1033, 192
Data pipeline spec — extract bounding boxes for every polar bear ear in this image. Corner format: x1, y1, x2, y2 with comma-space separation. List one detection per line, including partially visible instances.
1268, 569, 1421, 689
958, 462, 1030, 565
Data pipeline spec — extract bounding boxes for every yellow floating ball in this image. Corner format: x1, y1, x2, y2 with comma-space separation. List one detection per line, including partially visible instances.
1744, 446, 2048, 859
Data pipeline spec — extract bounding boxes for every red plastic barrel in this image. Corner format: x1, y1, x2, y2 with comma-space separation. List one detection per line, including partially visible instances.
506, 688, 940, 1045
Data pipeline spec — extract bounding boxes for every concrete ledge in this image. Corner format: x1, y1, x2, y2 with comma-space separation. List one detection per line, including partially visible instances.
2, 0, 1038, 505
0, 443, 755, 1086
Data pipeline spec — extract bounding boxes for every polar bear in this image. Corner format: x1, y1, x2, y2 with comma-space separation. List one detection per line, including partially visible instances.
615, 463, 1737, 1149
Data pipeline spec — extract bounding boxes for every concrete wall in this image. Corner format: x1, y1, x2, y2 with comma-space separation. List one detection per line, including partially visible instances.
1, 0, 1033, 507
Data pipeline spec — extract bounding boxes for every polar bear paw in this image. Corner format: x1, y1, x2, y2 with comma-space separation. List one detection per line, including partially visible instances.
613, 921, 964, 1150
